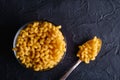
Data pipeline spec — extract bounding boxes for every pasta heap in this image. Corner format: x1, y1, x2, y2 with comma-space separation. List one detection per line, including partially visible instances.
77, 36, 102, 63
13, 21, 66, 71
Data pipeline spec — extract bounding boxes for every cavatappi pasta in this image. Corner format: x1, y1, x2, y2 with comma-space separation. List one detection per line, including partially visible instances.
13, 21, 66, 71
77, 36, 102, 64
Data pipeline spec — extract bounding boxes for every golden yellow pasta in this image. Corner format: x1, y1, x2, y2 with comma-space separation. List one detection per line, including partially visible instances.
13, 21, 66, 71
77, 36, 102, 64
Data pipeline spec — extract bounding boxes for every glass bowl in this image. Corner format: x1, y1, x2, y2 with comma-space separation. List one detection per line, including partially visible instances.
13, 21, 67, 71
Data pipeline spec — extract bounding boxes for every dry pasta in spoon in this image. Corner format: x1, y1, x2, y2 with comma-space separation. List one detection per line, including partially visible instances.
77, 36, 102, 63
60, 36, 102, 80
13, 21, 66, 71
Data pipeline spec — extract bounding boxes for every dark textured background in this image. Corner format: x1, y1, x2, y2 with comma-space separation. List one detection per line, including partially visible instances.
0, 0, 120, 80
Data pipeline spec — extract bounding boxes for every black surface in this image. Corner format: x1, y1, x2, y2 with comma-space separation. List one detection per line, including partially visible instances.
1, 0, 120, 80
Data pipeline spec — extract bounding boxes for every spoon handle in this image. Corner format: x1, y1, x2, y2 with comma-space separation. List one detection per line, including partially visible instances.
60, 60, 82, 80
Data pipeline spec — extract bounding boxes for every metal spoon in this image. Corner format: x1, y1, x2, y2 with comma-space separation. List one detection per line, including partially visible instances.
60, 37, 102, 80
60, 59, 82, 80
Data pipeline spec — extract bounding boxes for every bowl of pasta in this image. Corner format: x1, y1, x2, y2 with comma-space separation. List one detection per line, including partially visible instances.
12, 21, 66, 71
